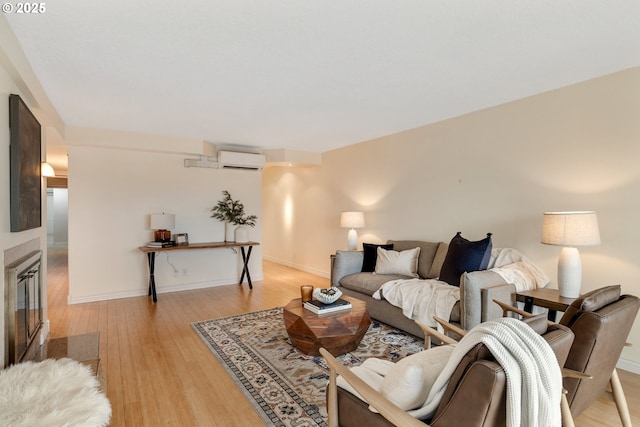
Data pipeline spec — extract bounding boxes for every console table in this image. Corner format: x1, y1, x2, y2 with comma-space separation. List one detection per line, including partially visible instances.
138, 241, 260, 302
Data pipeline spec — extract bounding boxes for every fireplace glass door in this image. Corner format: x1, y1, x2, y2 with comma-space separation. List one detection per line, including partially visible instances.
13, 256, 42, 363
5, 250, 42, 365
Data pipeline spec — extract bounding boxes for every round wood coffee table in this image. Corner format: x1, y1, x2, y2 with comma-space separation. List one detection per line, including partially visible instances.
283, 295, 371, 356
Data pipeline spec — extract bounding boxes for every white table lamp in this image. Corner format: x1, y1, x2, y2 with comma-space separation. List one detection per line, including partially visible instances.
150, 213, 175, 242
340, 211, 365, 251
541, 211, 601, 298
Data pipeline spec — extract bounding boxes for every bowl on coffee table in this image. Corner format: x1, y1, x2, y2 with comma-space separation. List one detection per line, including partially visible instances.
313, 287, 342, 304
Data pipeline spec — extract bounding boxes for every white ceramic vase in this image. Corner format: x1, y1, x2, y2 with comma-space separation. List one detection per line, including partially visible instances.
225, 221, 236, 242
234, 225, 249, 243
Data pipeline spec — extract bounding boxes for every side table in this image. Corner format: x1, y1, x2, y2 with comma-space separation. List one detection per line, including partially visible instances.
515, 288, 578, 322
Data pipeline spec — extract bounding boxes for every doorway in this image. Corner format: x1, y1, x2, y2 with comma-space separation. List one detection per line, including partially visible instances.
46, 188, 68, 249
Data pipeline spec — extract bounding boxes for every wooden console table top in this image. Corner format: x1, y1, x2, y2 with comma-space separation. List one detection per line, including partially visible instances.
138, 241, 260, 253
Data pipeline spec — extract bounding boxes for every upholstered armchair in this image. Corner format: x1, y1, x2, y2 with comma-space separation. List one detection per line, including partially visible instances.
495, 285, 640, 427
321, 315, 575, 427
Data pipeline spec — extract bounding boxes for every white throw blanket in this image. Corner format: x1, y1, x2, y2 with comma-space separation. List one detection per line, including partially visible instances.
372, 248, 549, 329
411, 317, 563, 427
491, 261, 546, 292
489, 248, 550, 290
373, 279, 459, 330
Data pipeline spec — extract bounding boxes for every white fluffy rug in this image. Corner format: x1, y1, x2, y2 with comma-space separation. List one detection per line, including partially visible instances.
0, 357, 111, 427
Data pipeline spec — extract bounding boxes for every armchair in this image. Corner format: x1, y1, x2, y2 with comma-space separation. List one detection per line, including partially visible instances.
321, 315, 575, 427
494, 285, 640, 427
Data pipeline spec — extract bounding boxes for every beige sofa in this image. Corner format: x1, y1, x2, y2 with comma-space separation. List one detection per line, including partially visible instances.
331, 240, 516, 338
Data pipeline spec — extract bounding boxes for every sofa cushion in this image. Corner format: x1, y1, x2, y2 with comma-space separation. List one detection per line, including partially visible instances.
340, 272, 412, 296
375, 247, 420, 277
428, 242, 449, 279
333, 251, 365, 288
387, 240, 441, 279
361, 243, 394, 272
439, 233, 493, 286
449, 301, 461, 323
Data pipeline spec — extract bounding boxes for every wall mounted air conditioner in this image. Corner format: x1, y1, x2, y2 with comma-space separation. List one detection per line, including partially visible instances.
217, 151, 265, 170
184, 150, 266, 170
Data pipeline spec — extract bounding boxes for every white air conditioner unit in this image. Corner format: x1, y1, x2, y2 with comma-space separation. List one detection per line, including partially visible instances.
217, 151, 265, 170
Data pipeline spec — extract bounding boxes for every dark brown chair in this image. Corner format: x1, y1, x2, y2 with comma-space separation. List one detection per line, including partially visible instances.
495, 285, 640, 427
321, 314, 575, 427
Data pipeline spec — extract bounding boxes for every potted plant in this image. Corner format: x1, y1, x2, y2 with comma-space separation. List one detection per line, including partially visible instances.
211, 191, 257, 242
233, 212, 257, 242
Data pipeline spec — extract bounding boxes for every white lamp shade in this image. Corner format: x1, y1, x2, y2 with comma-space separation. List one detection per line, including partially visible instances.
41, 162, 55, 177
150, 213, 175, 230
541, 211, 600, 246
340, 211, 365, 229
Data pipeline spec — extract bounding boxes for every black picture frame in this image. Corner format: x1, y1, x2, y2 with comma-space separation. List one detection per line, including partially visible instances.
9, 94, 42, 232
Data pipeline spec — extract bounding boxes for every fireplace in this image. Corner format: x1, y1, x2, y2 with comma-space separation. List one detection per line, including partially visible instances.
4, 250, 43, 366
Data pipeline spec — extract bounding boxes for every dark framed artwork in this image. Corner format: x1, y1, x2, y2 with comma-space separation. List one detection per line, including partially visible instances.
9, 94, 42, 232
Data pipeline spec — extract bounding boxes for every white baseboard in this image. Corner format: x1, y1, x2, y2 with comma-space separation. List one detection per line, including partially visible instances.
617, 357, 640, 375
67, 275, 263, 304
263, 255, 329, 279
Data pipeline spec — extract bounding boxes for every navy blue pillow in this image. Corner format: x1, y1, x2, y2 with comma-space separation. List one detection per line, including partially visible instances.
361, 243, 394, 272
439, 232, 492, 286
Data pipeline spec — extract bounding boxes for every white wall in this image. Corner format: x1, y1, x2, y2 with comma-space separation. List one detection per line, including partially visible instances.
67, 139, 263, 303
262, 67, 640, 368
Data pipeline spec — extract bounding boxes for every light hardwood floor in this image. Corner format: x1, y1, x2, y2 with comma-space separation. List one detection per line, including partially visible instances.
46, 248, 639, 426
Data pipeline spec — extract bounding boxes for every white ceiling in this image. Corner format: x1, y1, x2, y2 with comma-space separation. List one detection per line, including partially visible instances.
5, 1, 640, 155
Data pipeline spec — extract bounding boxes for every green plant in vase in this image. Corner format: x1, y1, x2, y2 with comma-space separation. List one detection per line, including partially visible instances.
211, 191, 257, 242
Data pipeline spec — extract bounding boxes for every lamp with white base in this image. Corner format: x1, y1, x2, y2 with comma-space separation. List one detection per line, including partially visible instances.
541, 211, 601, 298
340, 211, 365, 251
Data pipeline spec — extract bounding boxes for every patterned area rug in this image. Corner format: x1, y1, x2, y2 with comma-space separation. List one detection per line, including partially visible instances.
192, 307, 424, 427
